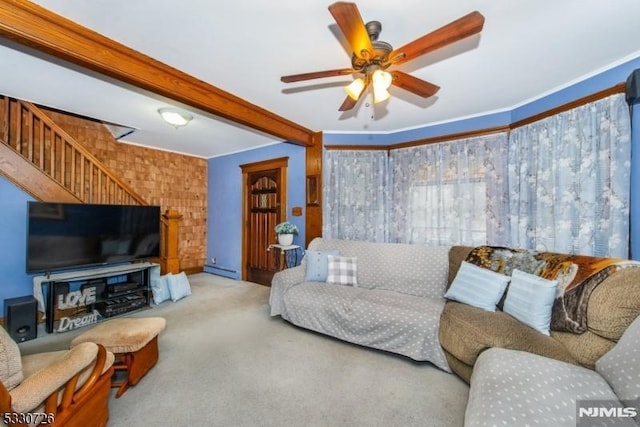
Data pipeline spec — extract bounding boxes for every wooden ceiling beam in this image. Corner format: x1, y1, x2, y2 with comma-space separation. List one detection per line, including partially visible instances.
0, 0, 315, 146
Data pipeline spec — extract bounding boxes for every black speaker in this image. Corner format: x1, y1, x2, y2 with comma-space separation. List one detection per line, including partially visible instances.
4, 296, 37, 342
625, 68, 640, 105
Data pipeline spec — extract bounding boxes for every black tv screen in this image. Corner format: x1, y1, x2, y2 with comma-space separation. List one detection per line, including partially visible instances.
27, 202, 161, 273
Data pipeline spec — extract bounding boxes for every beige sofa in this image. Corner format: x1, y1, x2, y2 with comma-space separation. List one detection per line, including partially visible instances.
439, 245, 640, 384
439, 245, 640, 425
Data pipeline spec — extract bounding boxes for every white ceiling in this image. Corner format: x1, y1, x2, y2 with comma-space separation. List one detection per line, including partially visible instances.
2, 0, 640, 158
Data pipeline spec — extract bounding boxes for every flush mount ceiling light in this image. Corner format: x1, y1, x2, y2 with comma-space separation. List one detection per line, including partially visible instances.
158, 108, 193, 128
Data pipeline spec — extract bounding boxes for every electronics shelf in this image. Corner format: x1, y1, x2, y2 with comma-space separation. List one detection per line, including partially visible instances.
33, 263, 159, 333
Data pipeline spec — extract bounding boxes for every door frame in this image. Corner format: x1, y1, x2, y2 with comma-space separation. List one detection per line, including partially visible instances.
240, 156, 288, 281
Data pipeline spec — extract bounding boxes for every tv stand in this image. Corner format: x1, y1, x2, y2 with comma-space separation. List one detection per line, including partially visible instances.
33, 263, 159, 334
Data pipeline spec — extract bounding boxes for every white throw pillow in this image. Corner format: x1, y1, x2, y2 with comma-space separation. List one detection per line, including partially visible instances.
444, 261, 510, 312
503, 269, 558, 336
167, 271, 192, 302
326, 255, 358, 286
150, 273, 172, 305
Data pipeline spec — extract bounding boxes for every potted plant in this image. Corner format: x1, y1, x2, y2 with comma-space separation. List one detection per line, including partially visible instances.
274, 221, 298, 246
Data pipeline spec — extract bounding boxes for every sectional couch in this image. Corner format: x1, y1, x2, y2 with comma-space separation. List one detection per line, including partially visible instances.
443, 245, 640, 426
440, 245, 640, 382
270, 239, 640, 426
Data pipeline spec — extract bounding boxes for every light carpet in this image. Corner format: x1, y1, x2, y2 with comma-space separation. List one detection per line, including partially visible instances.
19, 273, 469, 427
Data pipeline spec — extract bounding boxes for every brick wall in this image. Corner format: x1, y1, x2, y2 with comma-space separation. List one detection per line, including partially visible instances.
43, 108, 207, 271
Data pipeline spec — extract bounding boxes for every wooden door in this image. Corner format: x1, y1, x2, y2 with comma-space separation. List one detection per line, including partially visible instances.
241, 158, 288, 286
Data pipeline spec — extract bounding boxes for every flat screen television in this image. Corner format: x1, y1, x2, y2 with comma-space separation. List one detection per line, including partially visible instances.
27, 202, 161, 273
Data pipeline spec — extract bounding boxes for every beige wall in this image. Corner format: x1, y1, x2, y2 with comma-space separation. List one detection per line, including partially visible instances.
43, 108, 207, 271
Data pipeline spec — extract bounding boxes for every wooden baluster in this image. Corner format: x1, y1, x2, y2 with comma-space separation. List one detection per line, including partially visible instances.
0, 96, 4, 142
104, 173, 109, 204
10, 99, 18, 149
88, 162, 94, 203
39, 125, 45, 170
97, 170, 102, 203
104, 176, 109, 203
80, 155, 86, 202
60, 138, 66, 187
101, 176, 105, 203
26, 109, 33, 161
38, 119, 44, 168
1, 96, 8, 143
106, 173, 110, 203
6, 99, 12, 147
15, 104, 22, 153
49, 134, 56, 181
70, 147, 76, 195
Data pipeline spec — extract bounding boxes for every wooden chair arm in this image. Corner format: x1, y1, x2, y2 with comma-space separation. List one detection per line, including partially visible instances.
0, 381, 27, 427
72, 344, 108, 402
10, 343, 98, 414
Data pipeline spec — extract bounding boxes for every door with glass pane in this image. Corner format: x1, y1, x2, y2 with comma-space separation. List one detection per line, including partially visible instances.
241, 158, 288, 285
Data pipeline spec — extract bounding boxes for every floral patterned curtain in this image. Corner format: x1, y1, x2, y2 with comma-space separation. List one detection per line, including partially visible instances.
507, 93, 631, 257
389, 133, 509, 245
323, 149, 389, 242
321, 94, 631, 256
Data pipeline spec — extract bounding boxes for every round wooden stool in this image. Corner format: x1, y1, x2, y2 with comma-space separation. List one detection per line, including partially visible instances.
71, 317, 166, 397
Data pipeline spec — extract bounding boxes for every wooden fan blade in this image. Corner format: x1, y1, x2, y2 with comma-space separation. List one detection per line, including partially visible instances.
390, 11, 485, 65
390, 71, 440, 98
339, 96, 358, 111
281, 68, 354, 83
328, 2, 374, 60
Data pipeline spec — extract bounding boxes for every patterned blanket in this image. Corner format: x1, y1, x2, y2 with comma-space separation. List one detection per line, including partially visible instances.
465, 246, 637, 334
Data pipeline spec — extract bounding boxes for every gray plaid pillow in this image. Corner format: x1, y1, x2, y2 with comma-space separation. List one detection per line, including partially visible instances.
326, 255, 358, 286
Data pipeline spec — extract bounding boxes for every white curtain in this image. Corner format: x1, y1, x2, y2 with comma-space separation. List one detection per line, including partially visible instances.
323, 149, 388, 242
507, 93, 631, 257
389, 133, 509, 245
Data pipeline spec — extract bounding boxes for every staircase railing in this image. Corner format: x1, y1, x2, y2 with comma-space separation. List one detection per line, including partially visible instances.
0, 95, 181, 273
0, 95, 146, 205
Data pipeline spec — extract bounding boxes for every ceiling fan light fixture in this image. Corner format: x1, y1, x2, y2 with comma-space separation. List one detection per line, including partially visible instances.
373, 86, 391, 104
158, 108, 193, 128
281, 5, 484, 112
372, 69, 392, 103
345, 77, 366, 100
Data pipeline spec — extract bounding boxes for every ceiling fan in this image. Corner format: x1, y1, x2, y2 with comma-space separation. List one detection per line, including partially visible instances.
281, 2, 485, 111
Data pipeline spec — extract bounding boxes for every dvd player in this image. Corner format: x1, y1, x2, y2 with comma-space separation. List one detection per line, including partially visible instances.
97, 294, 146, 318
109, 282, 139, 293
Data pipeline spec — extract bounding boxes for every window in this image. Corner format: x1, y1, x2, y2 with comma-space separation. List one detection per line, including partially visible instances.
410, 180, 487, 245
390, 133, 508, 246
